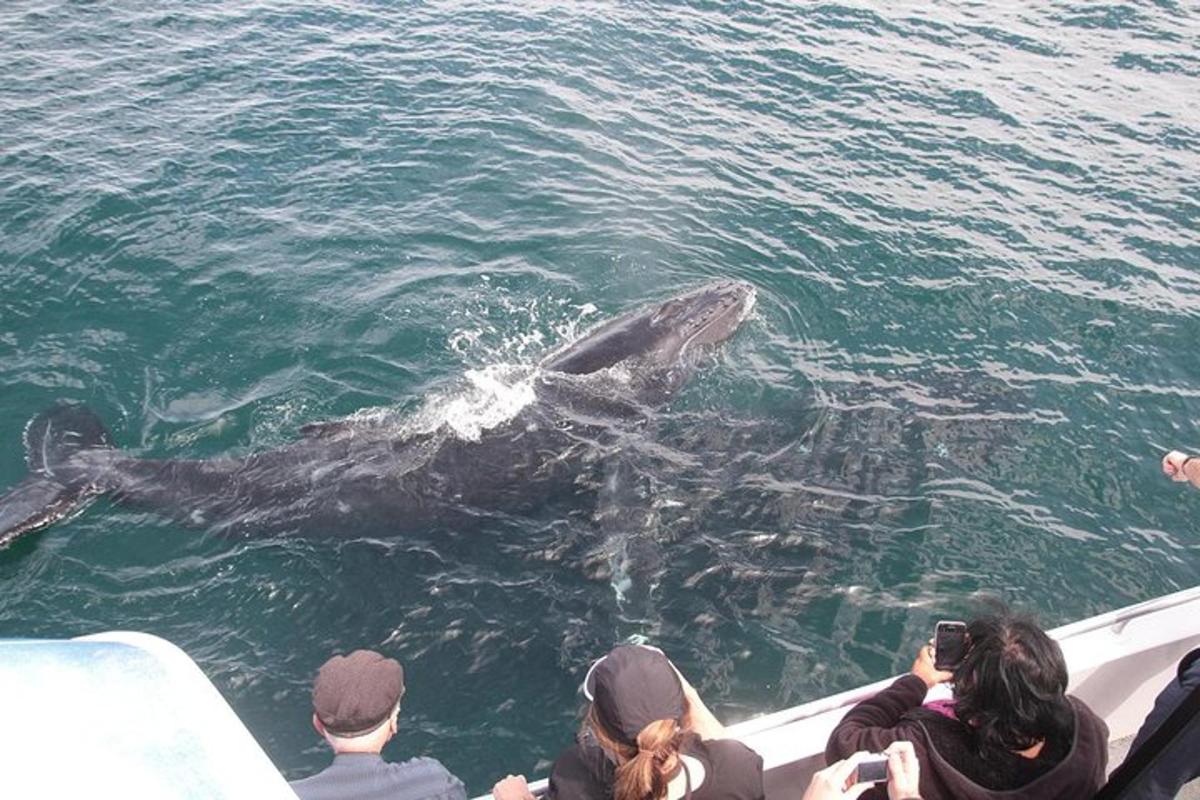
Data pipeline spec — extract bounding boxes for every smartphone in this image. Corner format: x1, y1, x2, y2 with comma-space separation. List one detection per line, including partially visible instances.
856, 754, 889, 784
934, 620, 968, 670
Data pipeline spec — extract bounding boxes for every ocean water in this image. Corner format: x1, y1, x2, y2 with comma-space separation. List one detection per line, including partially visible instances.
0, 0, 1197, 790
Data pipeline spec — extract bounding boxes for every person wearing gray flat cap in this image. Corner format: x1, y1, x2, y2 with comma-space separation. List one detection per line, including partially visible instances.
290, 649, 466, 800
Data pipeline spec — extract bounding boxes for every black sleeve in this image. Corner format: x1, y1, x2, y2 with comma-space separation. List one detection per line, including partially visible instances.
545, 744, 610, 800
825, 674, 929, 763
1121, 654, 1200, 795
699, 738, 765, 800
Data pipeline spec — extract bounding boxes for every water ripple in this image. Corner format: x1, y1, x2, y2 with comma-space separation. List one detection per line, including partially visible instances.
1, 0, 1198, 790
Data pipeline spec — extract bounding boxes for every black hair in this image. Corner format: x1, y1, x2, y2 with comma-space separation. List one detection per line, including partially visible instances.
952, 613, 1074, 760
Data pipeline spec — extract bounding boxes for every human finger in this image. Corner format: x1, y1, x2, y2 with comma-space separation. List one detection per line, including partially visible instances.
887, 741, 918, 770
823, 751, 868, 785
884, 742, 921, 797
844, 783, 872, 799
912, 646, 954, 688
803, 756, 863, 800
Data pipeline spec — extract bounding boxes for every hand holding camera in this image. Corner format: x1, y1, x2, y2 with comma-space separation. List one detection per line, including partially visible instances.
800, 741, 922, 800
882, 741, 921, 800
854, 741, 922, 798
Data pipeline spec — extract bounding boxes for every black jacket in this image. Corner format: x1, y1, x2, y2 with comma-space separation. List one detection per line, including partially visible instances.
546, 732, 763, 800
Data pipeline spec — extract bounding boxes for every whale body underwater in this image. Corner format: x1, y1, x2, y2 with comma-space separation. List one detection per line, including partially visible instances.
0, 281, 756, 548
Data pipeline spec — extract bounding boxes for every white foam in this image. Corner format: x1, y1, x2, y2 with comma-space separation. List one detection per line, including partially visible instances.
406, 364, 538, 442
430, 286, 603, 441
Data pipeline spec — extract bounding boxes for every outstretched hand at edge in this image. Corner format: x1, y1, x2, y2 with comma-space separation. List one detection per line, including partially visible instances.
1163, 451, 1196, 484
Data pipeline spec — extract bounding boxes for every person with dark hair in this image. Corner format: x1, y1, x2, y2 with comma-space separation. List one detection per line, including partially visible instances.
290, 649, 467, 800
492, 644, 764, 800
825, 614, 1108, 800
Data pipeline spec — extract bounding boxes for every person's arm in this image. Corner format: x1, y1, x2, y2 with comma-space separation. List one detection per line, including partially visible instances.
1122, 652, 1200, 794
825, 675, 926, 760
679, 670, 727, 739
1162, 451, 1200, 489
667, 662, 727, 739
825, 644, 952, 761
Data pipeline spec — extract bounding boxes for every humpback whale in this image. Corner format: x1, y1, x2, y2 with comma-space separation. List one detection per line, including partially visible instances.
0, 280, 756, 548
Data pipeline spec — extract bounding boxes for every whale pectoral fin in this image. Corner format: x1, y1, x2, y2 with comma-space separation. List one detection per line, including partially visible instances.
595, 456, 663, 614
0, 476, 101, 548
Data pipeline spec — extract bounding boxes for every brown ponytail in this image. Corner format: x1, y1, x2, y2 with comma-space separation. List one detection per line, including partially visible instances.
589, 707, 684, 800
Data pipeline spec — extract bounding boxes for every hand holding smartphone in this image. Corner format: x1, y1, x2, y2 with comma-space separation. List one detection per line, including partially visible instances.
854, 754, 889, 784
934, 620, 967, 671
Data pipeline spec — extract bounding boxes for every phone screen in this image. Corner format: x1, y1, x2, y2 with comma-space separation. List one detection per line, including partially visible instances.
934, 620, 967, 670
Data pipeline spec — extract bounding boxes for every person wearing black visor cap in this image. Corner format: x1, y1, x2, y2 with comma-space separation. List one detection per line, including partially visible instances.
494, 645, 764, 800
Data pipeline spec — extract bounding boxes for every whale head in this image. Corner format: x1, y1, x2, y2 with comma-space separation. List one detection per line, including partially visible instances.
540, 280, 756, 399
643, 279, 757, 361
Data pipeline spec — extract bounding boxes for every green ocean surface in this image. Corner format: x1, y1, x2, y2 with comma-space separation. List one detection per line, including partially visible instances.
1, 1, 1197, 791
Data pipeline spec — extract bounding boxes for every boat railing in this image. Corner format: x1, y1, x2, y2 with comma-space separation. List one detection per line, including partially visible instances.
478, 584, 1200, 800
